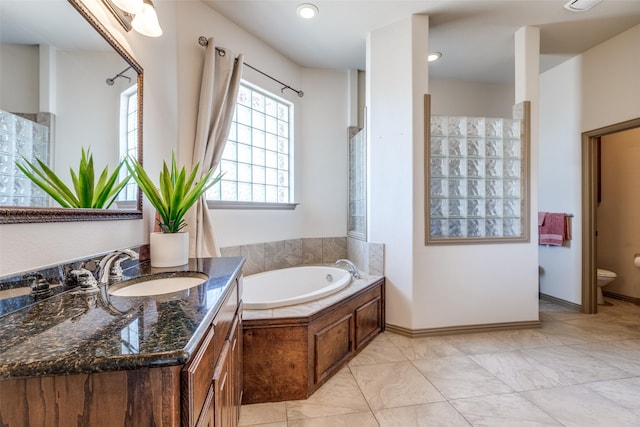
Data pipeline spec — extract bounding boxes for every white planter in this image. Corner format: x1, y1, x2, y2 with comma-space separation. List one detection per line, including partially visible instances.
150, 232, 189, 267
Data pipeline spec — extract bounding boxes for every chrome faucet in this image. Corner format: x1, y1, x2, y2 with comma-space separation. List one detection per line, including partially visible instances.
335, 259, 361, 279
97, 249, 139, 284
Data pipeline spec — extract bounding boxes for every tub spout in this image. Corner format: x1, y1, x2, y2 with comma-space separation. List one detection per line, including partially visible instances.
335, 259, 361, 279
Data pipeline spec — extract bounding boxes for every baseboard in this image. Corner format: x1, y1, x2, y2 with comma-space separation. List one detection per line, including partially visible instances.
539, 293, 583, 312
602, 290, 640, 306
385, 320, 541, 338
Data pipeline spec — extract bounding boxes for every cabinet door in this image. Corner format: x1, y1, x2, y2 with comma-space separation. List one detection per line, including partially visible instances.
312, 313, 354, 385
182, 327, 216, 427
195, 388, 215, 427
355, 295, 382, 349
229, 312, 242, 425
213, 340, 232, 427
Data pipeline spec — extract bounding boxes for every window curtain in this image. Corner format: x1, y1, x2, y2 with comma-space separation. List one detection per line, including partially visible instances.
186, 38, 243, 257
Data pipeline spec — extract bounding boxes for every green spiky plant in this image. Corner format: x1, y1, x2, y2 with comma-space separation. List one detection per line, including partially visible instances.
126, 152, 222, 233
16, 148, 130, 209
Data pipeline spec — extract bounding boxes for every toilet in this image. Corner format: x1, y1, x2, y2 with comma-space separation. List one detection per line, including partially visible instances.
596, 268, 617, 305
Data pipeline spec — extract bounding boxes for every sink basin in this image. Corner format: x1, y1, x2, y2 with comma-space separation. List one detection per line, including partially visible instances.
108, 274, 208, 297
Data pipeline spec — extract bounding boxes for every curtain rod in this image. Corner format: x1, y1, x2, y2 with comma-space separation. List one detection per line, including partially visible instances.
198, 36, 304, 98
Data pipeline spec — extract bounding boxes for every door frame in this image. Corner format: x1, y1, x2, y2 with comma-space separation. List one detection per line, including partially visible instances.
581, 117, 640, 314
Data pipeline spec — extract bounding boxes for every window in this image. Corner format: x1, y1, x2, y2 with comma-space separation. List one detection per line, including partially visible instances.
118, 85, 138, 202
425, 96, 530, 244
208, 81, 293, 206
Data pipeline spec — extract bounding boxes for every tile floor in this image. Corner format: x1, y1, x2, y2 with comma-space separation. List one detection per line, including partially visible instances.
238, 298, 640, 426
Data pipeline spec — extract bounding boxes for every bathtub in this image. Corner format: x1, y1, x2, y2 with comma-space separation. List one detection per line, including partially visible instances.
243, 266, 352, 309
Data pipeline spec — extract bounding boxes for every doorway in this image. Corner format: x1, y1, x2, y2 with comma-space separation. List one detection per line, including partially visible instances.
582, 117, 640, 314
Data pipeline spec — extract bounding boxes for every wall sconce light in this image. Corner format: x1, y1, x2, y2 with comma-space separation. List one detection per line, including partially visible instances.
102, 0, 163, 37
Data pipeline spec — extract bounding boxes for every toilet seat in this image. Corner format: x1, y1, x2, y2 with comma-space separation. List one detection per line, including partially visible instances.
597, 268, 616, 279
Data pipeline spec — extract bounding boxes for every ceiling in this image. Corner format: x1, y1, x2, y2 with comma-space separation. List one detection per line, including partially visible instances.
201, 0, 640, 83
2, 1, 639, 84
0, 1, 108, 52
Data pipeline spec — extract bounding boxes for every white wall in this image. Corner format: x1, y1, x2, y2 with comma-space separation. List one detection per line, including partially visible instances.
55, 51, 127, 178
430, 79, 514, 118
367, 16, 416, 328
175, 1, 348, 248
0, 44, 39, 113
368, 16, 539, 330
539, 24, 640, 304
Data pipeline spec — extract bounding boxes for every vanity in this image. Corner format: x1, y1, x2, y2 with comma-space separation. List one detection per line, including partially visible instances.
0, 256, 244, 427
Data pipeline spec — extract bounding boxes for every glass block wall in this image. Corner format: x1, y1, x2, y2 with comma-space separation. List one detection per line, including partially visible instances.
348, 126, 366, 240
429, 114, 524, 241
0, 110, 50, 207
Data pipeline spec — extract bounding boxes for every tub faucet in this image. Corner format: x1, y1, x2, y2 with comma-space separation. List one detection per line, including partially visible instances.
97, 249, 139, 284
335, 259, 361, 279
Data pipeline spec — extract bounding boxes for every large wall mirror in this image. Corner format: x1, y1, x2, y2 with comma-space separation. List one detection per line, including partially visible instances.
0, 0, 143, 224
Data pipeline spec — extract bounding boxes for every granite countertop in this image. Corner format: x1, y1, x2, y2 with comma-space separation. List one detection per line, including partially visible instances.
0, 256, 244, 380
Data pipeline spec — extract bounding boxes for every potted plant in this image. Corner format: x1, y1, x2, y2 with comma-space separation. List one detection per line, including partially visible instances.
16, 147, 130, 209
126, 152, 221, 267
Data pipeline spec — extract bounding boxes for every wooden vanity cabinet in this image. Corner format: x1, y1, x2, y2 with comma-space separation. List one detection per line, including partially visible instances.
0, 265, 243, 427
183, 278, 242, 427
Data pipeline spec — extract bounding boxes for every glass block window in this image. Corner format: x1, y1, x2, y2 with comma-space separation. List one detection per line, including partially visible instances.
0, 110, 49, 207
208, 81, 293, 204
119, 85, 138, 201
426, 101, 530, 244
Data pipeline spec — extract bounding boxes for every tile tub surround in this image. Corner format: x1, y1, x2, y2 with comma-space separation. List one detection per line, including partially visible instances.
220, 237, 384, 276
238, 297, 640, 426
0, 256, 244, 379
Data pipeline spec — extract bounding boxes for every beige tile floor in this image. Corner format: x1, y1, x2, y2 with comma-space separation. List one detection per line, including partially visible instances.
239, 298, 640, 426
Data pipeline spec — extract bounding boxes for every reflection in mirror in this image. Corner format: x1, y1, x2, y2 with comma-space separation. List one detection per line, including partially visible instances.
0, 0, 142, 223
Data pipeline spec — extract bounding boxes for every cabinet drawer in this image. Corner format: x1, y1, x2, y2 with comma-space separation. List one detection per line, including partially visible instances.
182, 326, 215, 427
214, 284, 238, 362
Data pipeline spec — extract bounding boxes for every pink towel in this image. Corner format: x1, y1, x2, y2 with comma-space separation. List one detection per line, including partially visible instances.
538, 212, 547, 226
539, 213, 569, 246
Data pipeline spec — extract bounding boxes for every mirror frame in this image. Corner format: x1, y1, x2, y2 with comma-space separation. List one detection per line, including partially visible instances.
0, 0, 143, 224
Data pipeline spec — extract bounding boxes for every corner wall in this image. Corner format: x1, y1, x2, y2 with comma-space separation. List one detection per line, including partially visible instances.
539, 24, 640, 304
368, 16, 539, 331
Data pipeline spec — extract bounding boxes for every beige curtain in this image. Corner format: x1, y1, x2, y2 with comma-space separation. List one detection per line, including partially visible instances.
187, 38, 243, 257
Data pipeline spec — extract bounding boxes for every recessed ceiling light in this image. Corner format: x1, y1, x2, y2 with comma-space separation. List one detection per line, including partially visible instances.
297, 3, 318, 19
564, 0, 602, 12
428, 52, 442, 62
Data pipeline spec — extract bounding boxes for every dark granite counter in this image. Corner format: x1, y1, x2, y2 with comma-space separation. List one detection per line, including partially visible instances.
0, 257, 244, 380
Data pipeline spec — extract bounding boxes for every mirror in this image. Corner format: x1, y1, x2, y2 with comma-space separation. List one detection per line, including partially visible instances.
0, 0, 142, 223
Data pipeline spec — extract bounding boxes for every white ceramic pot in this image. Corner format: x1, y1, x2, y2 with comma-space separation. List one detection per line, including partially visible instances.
150, 232, 189, 267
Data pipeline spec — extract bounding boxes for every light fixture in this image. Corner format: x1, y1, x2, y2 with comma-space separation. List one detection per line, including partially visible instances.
101, 0, 162, 37
297, 3, 319, 19
428, 52, 442, 62
564, 0, 602, 12
110, 0, 144, 14
131, 0, 163, 37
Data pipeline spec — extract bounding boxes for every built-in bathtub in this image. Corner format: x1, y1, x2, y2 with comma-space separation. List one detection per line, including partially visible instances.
243, 266, 352, 310
241, 265, 385, 404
